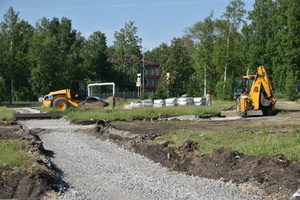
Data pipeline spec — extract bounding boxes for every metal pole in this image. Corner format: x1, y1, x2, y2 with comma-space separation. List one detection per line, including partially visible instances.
140, 83, 142, 99
167, 81, 169, 98
142, 51, 145, 96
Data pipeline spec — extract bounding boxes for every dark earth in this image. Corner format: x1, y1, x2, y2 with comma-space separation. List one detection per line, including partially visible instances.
0, 101, 300, 200
0, 124, 59, 200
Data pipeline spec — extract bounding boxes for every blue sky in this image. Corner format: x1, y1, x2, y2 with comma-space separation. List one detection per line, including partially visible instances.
0, 0, 255, 50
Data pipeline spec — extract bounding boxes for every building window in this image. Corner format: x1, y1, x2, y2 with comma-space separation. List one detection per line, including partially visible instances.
155, 80, 159, 86
144, 69, 148, 75
155, 69, 159, 76
150, 69, 154, 75
150, 80, 154, 86
145, 80, 148, 86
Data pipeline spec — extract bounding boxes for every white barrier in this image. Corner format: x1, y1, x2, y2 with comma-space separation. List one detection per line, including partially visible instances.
142, 99, 153, 107
165, 98, 178, 106
153, 99, 165, 107
193, 97, 206, 106
177, 97, 193, 106
125, 97, 206, 109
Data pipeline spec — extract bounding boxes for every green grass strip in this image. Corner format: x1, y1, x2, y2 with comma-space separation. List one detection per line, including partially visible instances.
151, 129, 300, 162
62, 105, 220, 121
0, 106, 15, 122
0, 140, 32, 169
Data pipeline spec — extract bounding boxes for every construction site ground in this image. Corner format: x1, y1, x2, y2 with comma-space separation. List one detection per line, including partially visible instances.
0, 100, 300, 199
101, 101, 300, 200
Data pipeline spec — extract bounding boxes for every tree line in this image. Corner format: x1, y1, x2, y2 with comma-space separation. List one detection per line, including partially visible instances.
0, 0, 299, 103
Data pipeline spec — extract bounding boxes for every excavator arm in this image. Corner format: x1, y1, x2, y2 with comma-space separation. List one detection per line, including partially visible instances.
257, 66, 276, 109
257, 66, 273, 98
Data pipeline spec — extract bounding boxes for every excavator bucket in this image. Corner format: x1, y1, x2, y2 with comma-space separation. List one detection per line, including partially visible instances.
260, 95, 272, 107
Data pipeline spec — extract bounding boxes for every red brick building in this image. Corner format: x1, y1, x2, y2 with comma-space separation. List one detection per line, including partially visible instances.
142, 60, 160, 92
108, 58, 161, 93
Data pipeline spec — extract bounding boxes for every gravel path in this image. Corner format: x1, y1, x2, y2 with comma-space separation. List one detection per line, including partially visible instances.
19, 119, 266, 200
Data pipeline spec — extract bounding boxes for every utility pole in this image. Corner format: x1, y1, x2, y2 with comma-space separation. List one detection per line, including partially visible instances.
142, 51, 145, 97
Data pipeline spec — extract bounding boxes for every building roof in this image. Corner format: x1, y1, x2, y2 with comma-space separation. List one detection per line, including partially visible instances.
145, 60, 159, 66
107, 57, 118, 63
108, 57, 159, 66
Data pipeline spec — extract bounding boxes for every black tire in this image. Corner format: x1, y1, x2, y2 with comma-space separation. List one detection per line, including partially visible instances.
53, 98, 69, 111
241, 112, 247, 118
261, 106, 270, 116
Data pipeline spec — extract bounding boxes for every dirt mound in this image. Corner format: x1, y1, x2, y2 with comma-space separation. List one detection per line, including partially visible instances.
93, 120, 300, 200
0, 125, 60, 200
106, 96, 126, 104
0, 125, 27, 139
0, 168, 58, 200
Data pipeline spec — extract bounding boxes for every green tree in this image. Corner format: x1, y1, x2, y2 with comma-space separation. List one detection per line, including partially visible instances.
246, 0, 299, 97
0, 76, 5, 102
271, 0, 289, 92
151, 82, 167, 100
218, 0, 246, 96
150, 43, 170, 98
29, 17, 84, 96
153, 38, 193, 97
82, 31, 112, 82
113, 21, 142, 91
284, 71, 298, 101
247, 0, 277, 69
0, 7, 34, 101
185, 11, 216, 96
29, 17, 65, 96
240, 23, 254, 70
165, 38, 194, 97
282, 0, 300, 99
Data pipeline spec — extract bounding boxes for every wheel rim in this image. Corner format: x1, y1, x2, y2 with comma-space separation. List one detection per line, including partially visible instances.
56, 102, 66, 110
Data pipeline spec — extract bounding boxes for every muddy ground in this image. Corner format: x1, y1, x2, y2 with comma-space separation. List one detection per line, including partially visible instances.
0, 101, 300, 199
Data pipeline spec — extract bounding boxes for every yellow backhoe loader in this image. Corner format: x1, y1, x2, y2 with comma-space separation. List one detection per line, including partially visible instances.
42, 80, 109, 111
233, 66, 276, 117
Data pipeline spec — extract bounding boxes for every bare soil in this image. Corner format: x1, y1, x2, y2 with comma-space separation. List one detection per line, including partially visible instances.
0, 124, 59, 200
1, 101, 300, 200
92, 101, 300, 200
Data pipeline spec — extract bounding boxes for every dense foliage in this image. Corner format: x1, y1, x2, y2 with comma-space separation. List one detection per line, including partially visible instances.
0, 0, 299, 102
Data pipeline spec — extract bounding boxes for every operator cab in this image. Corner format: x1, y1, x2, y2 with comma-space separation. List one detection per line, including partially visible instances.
242, 76, 255, 95
70, 80, 88, 100
232, 76, 255, 98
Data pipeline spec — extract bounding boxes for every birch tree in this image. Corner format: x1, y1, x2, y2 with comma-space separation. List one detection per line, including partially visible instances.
186, 11, 216, 96
220, 0, 246, 90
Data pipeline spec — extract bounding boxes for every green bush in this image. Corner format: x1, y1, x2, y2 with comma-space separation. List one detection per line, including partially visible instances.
284, 71, 298, 101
